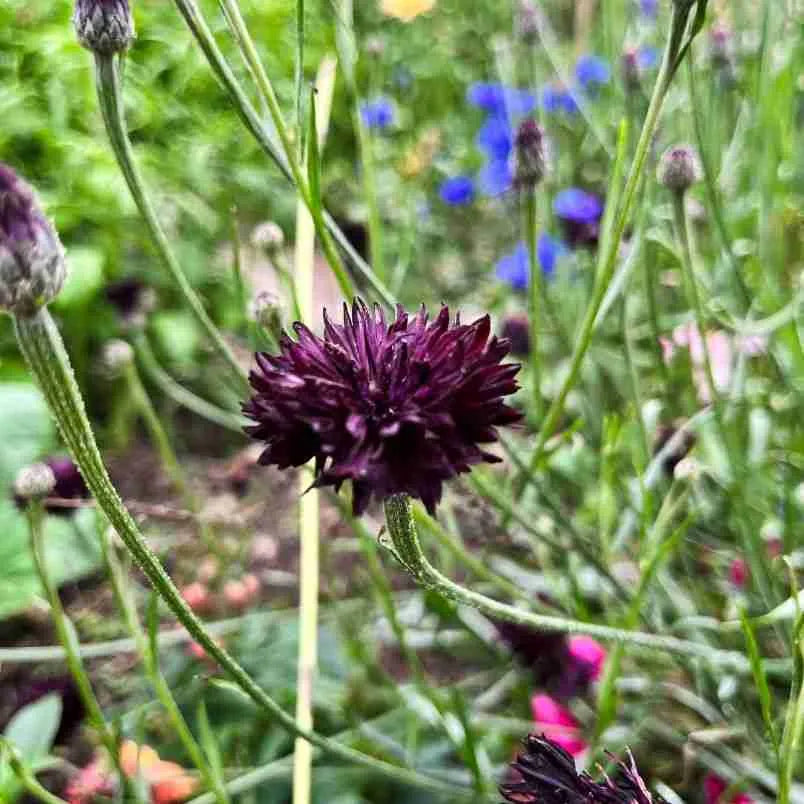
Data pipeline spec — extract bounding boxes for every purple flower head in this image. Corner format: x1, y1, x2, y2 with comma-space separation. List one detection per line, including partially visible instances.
0, 163, 66, 316
501, 734, 658, 804
438, 176, 474, 206
554, 188, 603, 248
575, 55, 611, 89
495, 236, 565, 290
360, 98, 395, 130
243, 300, 522, 515
541, 84, 579, 115
73, 0, 135, 54
466, 83, 536, 117
13, 456, 89, 516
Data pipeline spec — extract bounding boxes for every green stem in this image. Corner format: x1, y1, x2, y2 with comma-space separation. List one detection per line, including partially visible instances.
25, 504, 136, 800
523, 189, 542, 418
99, 527, 230, 804
383, 494, 748, 672
3, 744, 69, 804
13, 308, 477, 800
170, 0, 395, 307
92, 54, 247, 391
513, 6, 682, 496
779, 618, 804, 804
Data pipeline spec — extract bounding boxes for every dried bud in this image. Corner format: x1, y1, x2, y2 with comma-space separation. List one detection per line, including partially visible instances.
516, 0, 539, 43
514, 119, 545, 191
658, 145, 701, 194
102, 338, 134, 375
73, 0, 135, 55
0, 164, 66, 317
251, 222, 285, 255
621, 49, 641, 92
250, 291, 283, 338
14, 463, 57, 502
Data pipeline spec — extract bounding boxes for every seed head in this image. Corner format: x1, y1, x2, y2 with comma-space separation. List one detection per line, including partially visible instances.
243, 299, 521, 514
513, 119, 545, 191
0, 164, 66, 317
13, 463, 57, 502
251, 222, 285, 255
73, 0, 135, 55
250, 291, 283, 339
658, 144, 701, 194
102, 338, 134, 375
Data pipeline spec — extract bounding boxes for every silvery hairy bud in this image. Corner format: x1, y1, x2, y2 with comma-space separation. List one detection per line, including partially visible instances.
73, 0, 135, 55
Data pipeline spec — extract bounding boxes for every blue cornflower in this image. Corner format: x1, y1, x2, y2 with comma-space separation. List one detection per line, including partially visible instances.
639, 0, 658, 18
495, 235, 567, 290
476, 115, 513, 162
637, 45, 659, 69
542, 84, 579, 115
479, 159, 512, 197
360, 97, 394, 130
554, 188, 603, 248
439, 176, 475, 206
467, 82, 537, 116
575, 55, 611, 89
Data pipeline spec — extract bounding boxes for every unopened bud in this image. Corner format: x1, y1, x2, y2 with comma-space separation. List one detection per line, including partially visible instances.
501, 314, 531, 357
658, 145, 701, 194
621, 49, 640, 92
516, 0, 539, 43
251, 222, 284, 255
250, 291, 283, 338
513, 119, 545, 191
102, 338, 134, 375
0, 164, 66, 317
14, 463, 56, 501
73, 0, 135, 55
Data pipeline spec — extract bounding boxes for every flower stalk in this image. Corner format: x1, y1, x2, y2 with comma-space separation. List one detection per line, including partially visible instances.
91, 53, 247, 391
382, 493, 750, 672
11, 306, 475, 800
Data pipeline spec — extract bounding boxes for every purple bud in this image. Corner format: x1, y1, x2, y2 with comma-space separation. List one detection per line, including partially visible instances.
501, 314, 531, 357
73, 0, 135, 55
0, 163, 66, 317
514, 119, 545, 191
658, 144, 701, 193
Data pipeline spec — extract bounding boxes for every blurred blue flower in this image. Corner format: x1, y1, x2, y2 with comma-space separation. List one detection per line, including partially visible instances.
637, 45, 659, 69
575, 55, 611, 89
479, 159, 512, 197
476, 115, 513, 162
554, 188, 603, 223
542, 85, 579, 115
467, 83, 537, 116
360, 97, 395, 130
495, 235, 567, 289
639, 0, 658, 18
439, 176, 475, 206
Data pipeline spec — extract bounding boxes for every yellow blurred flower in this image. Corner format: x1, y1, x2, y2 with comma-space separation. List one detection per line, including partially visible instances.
398, 127, 441, 178
380, 0, 436, 22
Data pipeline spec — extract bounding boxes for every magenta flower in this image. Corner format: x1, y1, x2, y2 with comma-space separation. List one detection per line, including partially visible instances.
704, 773, 754, 804
530, 694, 587, 756
567, 635, 606, 682
243, 300, 522, 514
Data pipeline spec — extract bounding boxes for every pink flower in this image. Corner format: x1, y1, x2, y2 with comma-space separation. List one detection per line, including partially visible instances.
567, 635, 606, 681
728, 557, 749, 589
530, 693, 587, 756
704, 773, 754, 803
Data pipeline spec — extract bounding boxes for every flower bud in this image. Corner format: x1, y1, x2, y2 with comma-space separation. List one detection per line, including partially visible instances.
621, 48, 640, 92
250, 291, 283, 339
501, 314, 531, 357
0, 164, 66, 317
513, 118, 545, 191
251, 222, 285, 255
73, 0, 135, 55
516, 0, 539, 43
102, 338, 134, 375
657, 144, 701, 194
14, 463, 57, 502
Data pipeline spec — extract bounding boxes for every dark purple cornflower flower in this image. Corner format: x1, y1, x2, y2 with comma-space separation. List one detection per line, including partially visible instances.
554, 188, 604, 248
501, 315, 531, 357
243, 300, 522, 514
501, 734, 660, 804
439, 176, 475, 206
360, 97, 395, 131
12, 456, 90, 516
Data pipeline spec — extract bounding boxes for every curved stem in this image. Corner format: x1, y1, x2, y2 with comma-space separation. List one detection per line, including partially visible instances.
513, 5, 682, 495
523, 189, 543, 419
100, 527, 230, 804
383, 494, 749, 672
2, 743, 69, 804
12, 308, 478, 801
25, 505, 137, 800
92, 54, 247, 391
